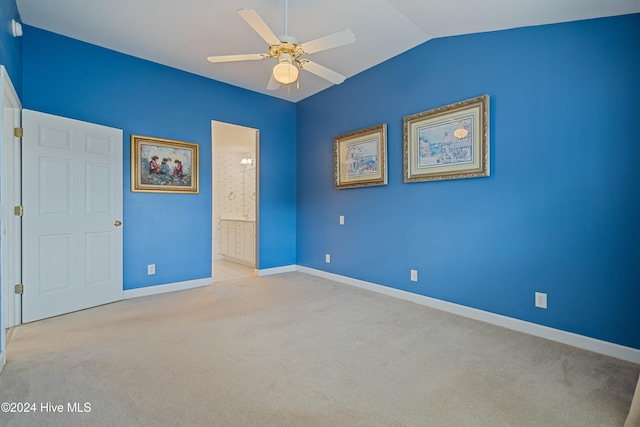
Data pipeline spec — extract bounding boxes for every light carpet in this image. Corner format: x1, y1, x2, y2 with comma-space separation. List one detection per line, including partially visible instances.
1, 272, 638, 426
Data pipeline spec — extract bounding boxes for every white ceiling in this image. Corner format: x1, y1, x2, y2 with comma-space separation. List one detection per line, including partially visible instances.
16, 0, 640, 103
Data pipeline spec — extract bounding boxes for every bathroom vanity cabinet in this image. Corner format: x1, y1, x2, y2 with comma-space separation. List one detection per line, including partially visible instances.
220, 219, 255, 267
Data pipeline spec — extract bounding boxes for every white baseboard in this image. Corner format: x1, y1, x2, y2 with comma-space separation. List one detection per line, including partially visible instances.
257, 264, 297, 276
296, 266, 640, 364
123, 277, 212, 300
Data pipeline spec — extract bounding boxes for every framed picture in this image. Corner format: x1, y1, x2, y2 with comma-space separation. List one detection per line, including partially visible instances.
131, 135, 199, 193
403, 95, 489, 183
334, 123, 387, 189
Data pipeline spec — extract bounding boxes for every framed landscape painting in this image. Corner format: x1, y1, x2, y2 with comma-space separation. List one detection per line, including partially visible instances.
131, 135, 199, 193
334, 123, 387, 189
403, 95, 489, 183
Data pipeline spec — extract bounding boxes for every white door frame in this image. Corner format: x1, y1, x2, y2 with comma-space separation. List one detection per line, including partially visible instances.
0, 65, 22, 372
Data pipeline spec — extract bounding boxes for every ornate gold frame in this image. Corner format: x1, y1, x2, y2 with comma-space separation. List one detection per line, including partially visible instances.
334, 123, 388, 189
131, 135, 199, 194
403, 95, 489, 183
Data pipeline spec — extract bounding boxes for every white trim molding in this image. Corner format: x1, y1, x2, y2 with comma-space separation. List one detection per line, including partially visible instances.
123, 277, 212, 300
296, 266, 640, 364
257, 264, 296, 276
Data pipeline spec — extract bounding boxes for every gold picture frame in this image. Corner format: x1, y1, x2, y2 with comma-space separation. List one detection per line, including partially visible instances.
403, 95, 489, 183
334, 123, 387, 189
131, 135, 199, 193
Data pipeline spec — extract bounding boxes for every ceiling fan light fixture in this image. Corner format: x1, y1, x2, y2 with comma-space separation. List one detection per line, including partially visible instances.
273, 54, 299, 85
273, 63, 298, 84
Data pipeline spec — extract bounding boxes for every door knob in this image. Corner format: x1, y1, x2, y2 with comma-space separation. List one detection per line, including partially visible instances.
114, 221, 122, 227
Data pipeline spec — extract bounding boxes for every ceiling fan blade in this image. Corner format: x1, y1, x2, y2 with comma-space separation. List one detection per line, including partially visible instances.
237, 9, 281, 46
207, 54, 268, 63
301, 30, 355, 55
299, 60, 346, 85
267, 74, 281, 90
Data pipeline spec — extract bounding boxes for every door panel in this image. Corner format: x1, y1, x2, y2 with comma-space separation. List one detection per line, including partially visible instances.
86, 232, 113, 285
22, 109, 123, 322
39, 157, 72, 214
39, 234, 72, 293
86, 163, 114, 214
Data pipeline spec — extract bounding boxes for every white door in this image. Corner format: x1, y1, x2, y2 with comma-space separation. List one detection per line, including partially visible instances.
22, 110, 123, 323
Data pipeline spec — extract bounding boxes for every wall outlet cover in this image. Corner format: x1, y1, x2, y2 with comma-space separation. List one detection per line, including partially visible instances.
535, 292, 547, 309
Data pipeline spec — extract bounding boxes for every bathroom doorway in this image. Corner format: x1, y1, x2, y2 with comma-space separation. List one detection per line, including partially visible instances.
211, 121, 258, 282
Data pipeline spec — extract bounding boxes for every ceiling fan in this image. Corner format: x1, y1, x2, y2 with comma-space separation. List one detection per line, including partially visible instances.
207, 0, 355, 90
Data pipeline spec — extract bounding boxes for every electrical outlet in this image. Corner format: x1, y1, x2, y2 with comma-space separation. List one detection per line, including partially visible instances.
410, 270, 418, 282
148, 264, 156, 275
339, 215, 345, 225
535, 292, 547, 309
325, 254, 331, 263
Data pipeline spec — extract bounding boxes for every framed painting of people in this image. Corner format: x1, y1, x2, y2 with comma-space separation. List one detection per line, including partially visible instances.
403, 95, 489, 183
131, 135, 199, 193
334, 123, 387, 189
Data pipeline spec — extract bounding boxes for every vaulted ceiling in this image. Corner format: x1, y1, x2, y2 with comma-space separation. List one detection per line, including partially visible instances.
16, 0, 640, 102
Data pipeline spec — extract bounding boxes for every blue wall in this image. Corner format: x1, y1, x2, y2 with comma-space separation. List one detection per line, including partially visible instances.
0, 0, 21, 95
22, 26, 297, 290
296, 14, 640, 349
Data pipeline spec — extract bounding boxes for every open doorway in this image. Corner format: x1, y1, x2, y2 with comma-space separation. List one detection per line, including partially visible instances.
211, 121, 258, 282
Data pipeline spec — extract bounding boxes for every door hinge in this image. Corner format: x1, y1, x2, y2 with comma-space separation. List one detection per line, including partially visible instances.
15, 284, 24, 295
14, 205, 23, 216
14, 127, 23, 138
